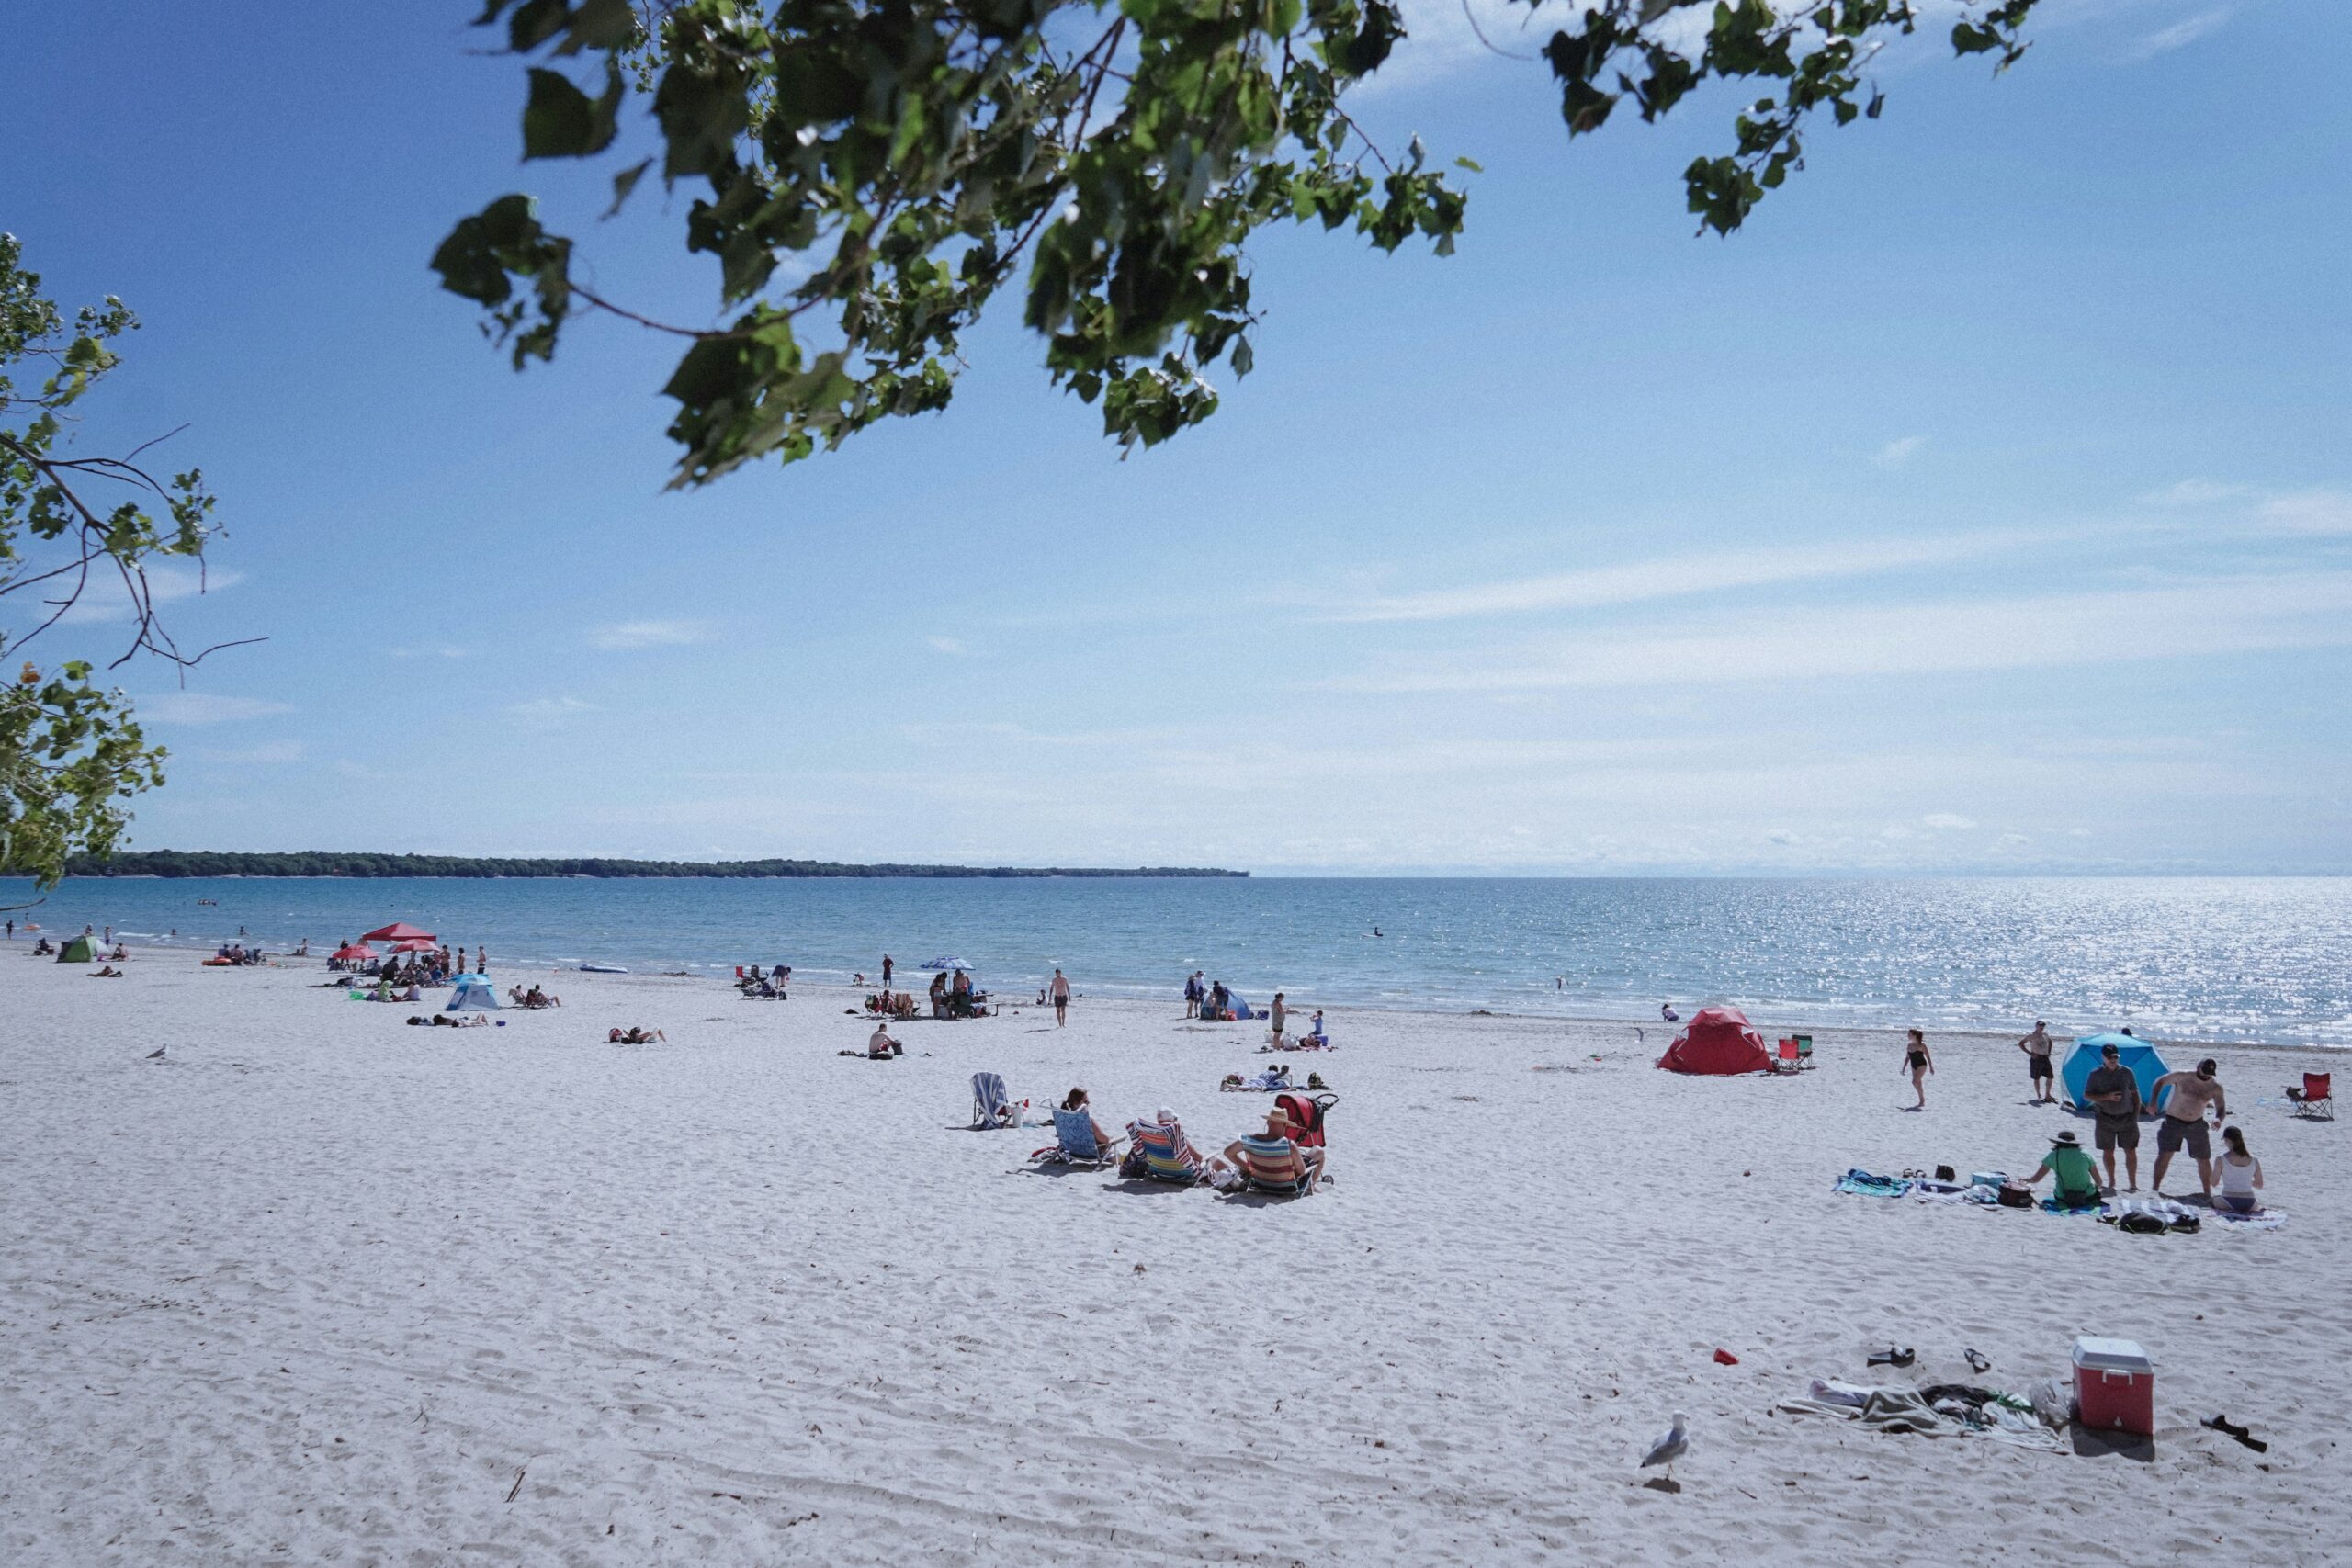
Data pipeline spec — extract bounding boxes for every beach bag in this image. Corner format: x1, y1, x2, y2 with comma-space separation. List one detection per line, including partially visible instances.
1996, 1184, 2033, 1209
2117, 1211, 2169, 1235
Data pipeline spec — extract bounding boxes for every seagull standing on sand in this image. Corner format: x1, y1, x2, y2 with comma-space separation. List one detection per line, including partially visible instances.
1641, 1411, 1690, 1483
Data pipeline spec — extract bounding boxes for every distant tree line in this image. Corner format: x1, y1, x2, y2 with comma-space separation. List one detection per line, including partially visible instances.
59, 851, 1245, 880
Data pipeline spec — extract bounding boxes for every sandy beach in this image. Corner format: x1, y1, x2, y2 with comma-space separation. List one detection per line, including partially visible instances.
5, 951, 2345, 1565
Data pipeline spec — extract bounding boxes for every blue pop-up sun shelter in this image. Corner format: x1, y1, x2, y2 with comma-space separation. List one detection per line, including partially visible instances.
2062, 1032, 2172, 1111
444, 977, 501, 1012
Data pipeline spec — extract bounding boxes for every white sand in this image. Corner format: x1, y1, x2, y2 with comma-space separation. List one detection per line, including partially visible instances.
5, 951, 2346, 1564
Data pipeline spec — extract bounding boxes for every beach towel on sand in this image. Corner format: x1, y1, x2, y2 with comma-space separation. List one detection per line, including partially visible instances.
1836, 1169, 1911, 1198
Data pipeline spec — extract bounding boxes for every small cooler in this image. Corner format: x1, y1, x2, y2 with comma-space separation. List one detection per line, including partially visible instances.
2073, 1337, 2155, 1435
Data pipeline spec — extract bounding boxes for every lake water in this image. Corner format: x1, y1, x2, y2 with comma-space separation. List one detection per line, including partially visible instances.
6, 875, 2349, 1046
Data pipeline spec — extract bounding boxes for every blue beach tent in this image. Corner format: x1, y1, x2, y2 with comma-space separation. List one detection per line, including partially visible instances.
2061, 1032, 2172, 1111
445, 977, 501, 1012
1225, 990, 1256, 1021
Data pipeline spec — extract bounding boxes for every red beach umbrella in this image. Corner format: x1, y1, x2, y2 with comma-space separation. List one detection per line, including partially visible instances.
359, 922, 435, 943
331, 942, 375, 961
389, 937, 437, 953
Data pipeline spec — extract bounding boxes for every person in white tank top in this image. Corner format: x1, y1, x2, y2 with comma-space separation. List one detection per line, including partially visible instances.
2215, 1125, 2264, 1214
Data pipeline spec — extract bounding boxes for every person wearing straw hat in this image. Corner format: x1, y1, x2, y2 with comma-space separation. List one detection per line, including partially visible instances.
1222, 1103, 1327, 1193
2025, 1129, 2101, 1209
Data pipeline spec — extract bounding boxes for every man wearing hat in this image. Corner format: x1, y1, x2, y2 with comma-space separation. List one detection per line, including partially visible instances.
2025, 1130, 2101, 1209
2083, 1041, 2143, 1192
1221, 1104, 1326, 1193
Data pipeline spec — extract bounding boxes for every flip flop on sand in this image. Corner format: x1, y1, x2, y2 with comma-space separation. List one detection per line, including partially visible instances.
1964, 1349, 1992, 1374
1867, 1348, 1917, 1369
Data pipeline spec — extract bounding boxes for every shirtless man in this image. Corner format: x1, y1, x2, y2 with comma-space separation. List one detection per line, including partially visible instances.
2149, 1058, 2229, 1200
2018, 1021, 2056, 1104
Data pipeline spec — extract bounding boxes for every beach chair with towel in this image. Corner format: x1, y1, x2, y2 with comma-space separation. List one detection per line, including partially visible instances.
971, 1072, 1023, 1130
1773, 1039, 1803, 1075
2288, 1072, 2334, 1121
1033, 1108, 1116, 1168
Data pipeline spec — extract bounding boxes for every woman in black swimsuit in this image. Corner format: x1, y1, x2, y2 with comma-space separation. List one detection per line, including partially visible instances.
1901, 1028, 1935, 1110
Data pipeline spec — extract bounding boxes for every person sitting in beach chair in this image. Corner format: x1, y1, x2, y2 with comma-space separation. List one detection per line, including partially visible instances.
1222, 1106, 1325, 1195
2023, 1130, 2102, 1209
610, 1026, 666, 1043
1034, 1090, 1123, 1166
1127, 1109, 1206, 1183
971, 1072, 1023, 1128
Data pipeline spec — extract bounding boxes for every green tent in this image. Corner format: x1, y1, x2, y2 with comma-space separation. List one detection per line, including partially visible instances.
59, 934, 98, 963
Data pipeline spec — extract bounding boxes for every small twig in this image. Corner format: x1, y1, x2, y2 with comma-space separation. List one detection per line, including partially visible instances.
504, 1464, 529, 1503
1461, 0, 1539, 62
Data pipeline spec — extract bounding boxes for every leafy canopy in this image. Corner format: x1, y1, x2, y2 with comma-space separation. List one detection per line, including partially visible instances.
1, 233, 236, 889
436, 0, 2040, 485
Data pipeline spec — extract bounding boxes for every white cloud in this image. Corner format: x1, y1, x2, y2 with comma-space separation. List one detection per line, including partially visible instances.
1872, 435, 1926, 469
134, 692, 293, 725
2257, 490, 2352, 536
2130, 6, 2229, 59
1338, 571, 2352, 693
389, 644, 468, 660
191, 739, 305, 764
1329, 532, 2017, 625
927, 636, 974, 657
507, 695, 596, 725
1922, 813, 1977, 830
590, 619, 711, 650
2144, 478, 2253, 507
55, 565, 243, 625
1765, 829, 1801, 845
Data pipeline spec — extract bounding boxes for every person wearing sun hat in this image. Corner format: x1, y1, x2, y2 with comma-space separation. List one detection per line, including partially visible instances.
2025, 1129, 2102, 1209
1221, 1103, 1326, 1194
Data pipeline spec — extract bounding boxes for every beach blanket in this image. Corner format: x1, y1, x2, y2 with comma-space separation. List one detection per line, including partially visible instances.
1780, 1382, 2065, 1451
1223, 1070, 1295, 1092
2209, 1206, 2289, 1231
1835, 1168, 1911, 1198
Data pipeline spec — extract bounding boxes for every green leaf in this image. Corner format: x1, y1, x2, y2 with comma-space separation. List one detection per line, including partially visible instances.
606, 157, 653, 218
521, 66, 617, 159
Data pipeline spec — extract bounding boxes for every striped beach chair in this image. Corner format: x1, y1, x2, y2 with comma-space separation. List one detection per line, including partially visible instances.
1130, 1119, 1204, 1183
971, 1072, 1020, 1129
1234, 1134, 1314, 1196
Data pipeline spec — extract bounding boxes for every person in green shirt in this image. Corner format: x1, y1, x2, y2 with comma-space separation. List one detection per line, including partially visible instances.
2026, 1130, 2102, 1209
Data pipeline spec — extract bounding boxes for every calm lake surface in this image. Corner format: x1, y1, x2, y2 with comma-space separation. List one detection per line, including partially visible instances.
7, 875, 2348, 1046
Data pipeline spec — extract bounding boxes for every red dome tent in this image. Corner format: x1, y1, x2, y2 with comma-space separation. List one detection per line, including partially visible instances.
1656, 1006, 1773, 1076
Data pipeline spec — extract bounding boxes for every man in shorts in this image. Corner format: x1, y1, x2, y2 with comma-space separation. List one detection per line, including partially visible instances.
2018, 1021, 2056, 1104
2083, 1042, 2142, 1192
2149, 1057, 2229, 1200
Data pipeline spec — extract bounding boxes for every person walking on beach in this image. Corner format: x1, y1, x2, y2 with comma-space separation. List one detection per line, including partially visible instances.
1050, 967, 1071, 1026
1899, 1029, 1935, 1109
475, 945, 487, 974
2018, 1021, 2056, 1104
2149, 1057, 2230, 1201
1184, 971, 1204, 1018
881, 953, 893, 991
2084, 1041, 2143, 1192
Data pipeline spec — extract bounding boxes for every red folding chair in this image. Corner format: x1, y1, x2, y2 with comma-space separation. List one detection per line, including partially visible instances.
2289, 1072, 2334, 1121
1773, 1039, 1802, 1075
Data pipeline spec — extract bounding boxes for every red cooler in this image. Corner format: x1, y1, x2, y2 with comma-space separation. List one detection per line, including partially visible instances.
2073, 1337, 2154, 1435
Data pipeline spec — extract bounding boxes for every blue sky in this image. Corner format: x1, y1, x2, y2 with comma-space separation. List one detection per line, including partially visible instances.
5, 0, 2346, 874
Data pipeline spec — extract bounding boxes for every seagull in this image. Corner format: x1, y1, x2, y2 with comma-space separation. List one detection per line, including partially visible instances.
144, 1044, 165, 1059
1641, 1411, 1690, 1484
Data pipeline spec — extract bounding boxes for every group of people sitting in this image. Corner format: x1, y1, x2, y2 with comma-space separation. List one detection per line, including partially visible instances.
609, 1026, 666, 1043
930, 968, 987, 1019
207, 942, 266, 966
865, 990, 918, 1020
737, 964, 789, 998
1030, 1088, 1328, 1195
507, 984, 560, 1009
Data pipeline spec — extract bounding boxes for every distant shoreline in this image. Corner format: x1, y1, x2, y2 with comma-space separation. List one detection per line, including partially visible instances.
60, 852, 1248, 880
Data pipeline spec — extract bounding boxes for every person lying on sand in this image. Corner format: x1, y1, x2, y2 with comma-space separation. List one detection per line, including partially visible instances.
90, 964, 124, 978
610, 1026, 666, 1043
